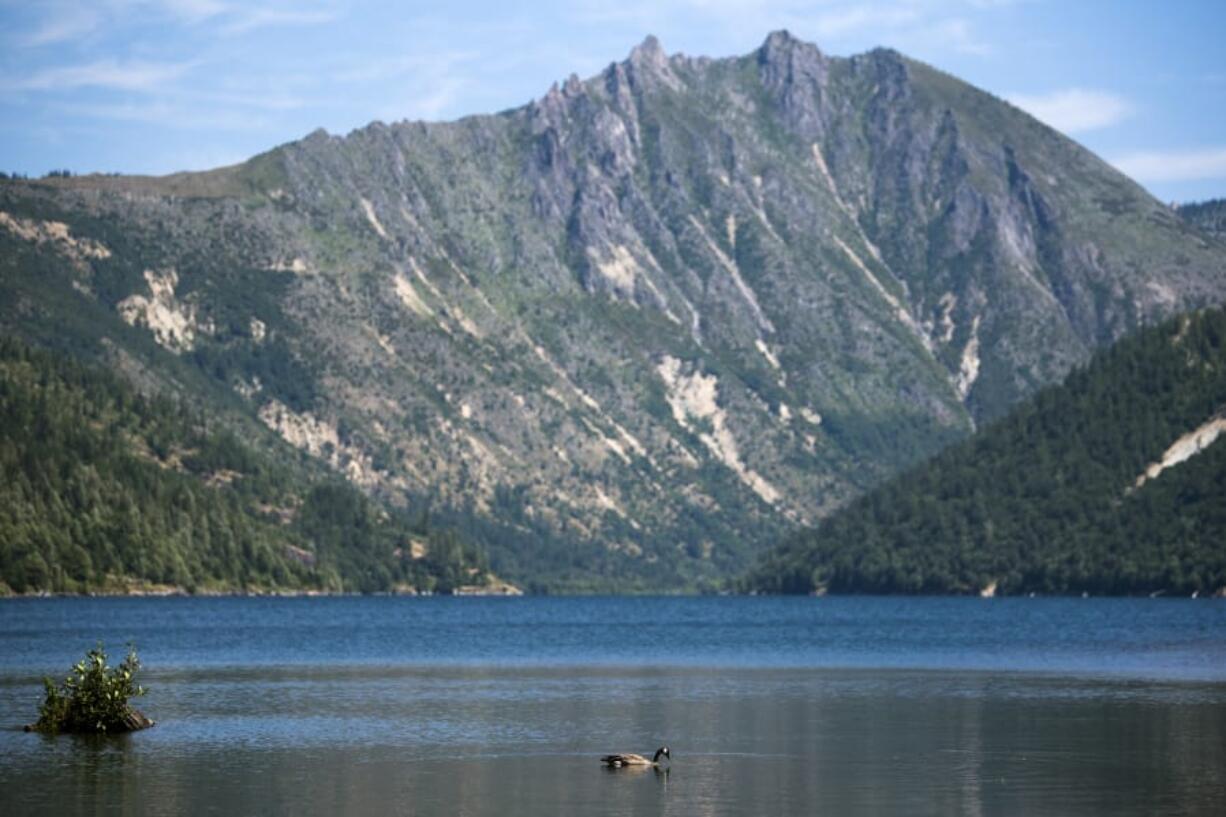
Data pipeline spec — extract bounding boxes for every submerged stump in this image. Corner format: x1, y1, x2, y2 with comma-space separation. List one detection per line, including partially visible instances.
25, 706, 154, 734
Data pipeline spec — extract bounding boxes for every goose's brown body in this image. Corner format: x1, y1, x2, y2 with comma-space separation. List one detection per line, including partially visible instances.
601, 747, 670, 767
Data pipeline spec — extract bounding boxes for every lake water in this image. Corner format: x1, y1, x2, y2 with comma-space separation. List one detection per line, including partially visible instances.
1, 596, 1224, 815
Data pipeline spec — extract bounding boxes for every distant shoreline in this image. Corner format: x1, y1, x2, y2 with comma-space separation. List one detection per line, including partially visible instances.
1, 588, 1221, 600
0, 584, 525, 599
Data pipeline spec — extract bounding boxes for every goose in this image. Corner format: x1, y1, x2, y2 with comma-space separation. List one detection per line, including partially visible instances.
601, 746, 671, 767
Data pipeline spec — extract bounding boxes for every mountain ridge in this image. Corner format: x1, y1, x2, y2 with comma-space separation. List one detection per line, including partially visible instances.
3, 32, 1225, 590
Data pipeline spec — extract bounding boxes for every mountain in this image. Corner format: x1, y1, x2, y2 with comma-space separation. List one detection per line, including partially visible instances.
742, 307, 1226, 597
2, 32, 1225, 590
0, 338, 495, 595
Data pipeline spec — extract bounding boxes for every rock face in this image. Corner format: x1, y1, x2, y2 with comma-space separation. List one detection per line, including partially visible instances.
3, 32, 1226, 589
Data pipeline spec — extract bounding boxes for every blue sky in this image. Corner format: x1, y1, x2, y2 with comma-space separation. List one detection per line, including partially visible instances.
1, 0, 1223, 202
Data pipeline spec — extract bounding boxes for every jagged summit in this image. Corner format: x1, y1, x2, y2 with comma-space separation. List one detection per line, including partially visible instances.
629, 33, 667, 63
624, 30, 820, 67
758, 29, 820, 56
622, 30, 829, 84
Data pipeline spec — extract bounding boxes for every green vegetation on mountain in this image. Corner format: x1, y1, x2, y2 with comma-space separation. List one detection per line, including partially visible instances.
743, 308, 1226, 596
0, 337, 489, 595
1179, 198, 1226, 242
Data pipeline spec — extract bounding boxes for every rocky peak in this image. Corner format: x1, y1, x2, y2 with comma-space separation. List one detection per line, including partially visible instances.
562, 73, 584, 97
302, 127, 332, 145
629, 34, 667, 69
625, 34, 682, 92
850, 47, 911, 97
757, 29, 825, 72
757, 30, 830, 139
531, 83, 569, 134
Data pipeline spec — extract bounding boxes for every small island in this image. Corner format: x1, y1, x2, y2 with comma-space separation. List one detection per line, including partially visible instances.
26, 644, 154, 734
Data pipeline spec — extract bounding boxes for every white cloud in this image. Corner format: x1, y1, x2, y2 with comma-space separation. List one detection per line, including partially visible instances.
791, 4, 995, 57
198, 89, 306, 111
8, 59, 195, 92
333, 51, 479, 85
812, 5, 921, 38
572, 0, 766, 27
919, 17, 991, 56
1006, 88, 1133, 133
143, 0, 334, 31
55, 99, 276, 131
874, 15, 992, 56
218, 6, 337, 36
12, 1, 335, 46
152, 0, 230, 24
385, 78, 468, 122
21, 9, 103, 46
353, 51, 480, 123
1112, 147, 1226, 183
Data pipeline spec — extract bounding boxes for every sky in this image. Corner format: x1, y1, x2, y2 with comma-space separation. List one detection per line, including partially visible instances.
1, 0, 1223, 203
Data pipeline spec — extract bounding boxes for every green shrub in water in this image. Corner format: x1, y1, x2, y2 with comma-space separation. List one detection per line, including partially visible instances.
33, 644, 150, 734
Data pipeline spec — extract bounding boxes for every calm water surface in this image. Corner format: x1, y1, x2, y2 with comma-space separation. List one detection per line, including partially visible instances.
1, 596, 1224, 815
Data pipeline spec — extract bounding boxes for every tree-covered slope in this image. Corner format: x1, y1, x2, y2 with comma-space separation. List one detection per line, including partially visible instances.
1179, 199, 1226, 242
743, 308, 1226, 596
0, 338, 491, 595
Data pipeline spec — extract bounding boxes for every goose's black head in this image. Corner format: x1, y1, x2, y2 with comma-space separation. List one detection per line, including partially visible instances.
653, 746, 671, 763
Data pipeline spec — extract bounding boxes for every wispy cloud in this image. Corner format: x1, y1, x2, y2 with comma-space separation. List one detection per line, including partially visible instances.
342, 50, 482, 123
918, 17, 991, 56
7, 59, 195, 92
772, 2, 993, 56
1112, 147, 1226, 183
152, 0, 230, 24
144, 0, 336, 32
333, 51, 480, 85
573, 0, 767, 27
53, 99, 277, 131
218, 5, 337, 36
1007, 88, 1133, 133
776, 2, 996, 55
12, 0, 337, 47
812, 4, 921, 38
383, 78, 468, 122
21, 8, 103, 46
869, 14, 992, 56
